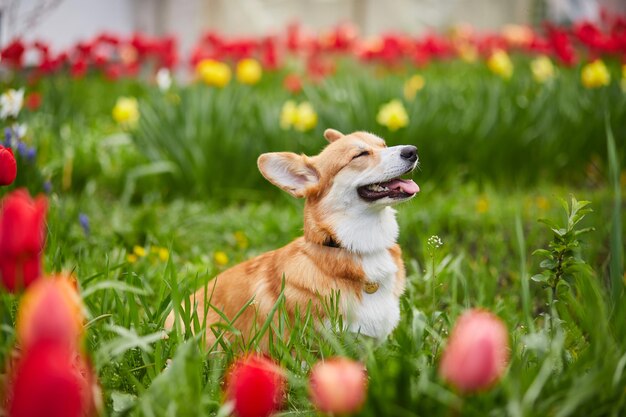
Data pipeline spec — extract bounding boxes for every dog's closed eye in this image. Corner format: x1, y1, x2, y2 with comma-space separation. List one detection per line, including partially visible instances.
352, 150, 370, 160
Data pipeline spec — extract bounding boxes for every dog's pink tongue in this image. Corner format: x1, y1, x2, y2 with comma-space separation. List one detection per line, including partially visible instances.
384, 179, 420, 194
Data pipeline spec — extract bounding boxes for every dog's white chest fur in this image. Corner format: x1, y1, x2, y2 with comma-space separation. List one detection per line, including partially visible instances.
345, 250, 400, 339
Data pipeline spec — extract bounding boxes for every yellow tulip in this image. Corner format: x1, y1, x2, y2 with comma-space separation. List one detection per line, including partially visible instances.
280, 100, 298, 130
581, 60, 610, 89
112, 97, 139, 126
236, 58, 262, 85
530, 56, 555, 83
403, 74, 425, 101
196, 59, 231, 87
280, 101, 318, 132
487, 50, 513, 79
376, 99, 409, 132
293, 102, 318, 132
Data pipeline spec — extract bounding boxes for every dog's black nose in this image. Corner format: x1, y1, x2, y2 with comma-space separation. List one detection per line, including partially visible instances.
400, 146, 418, 162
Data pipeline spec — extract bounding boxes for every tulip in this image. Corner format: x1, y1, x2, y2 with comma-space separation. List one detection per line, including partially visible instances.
0, 145, 17, 186
236, 58, 263, 85
487, 50, 513, 79
376, 99, 409, 132
283, 74, 302, 94
530, 55, 555, 83
439, 309, 509, 393
196, 59, 231, 87
581, 59, 611, 89
279, 100, 298, 130
293, 102, 318, 132
8, 341, 99, 417
309, 358, 368, 414
403, 74, 425, 101
16, 275, 84, 351
225, 355, 285, 417
112, 97, 139, 127
0, 189, 47, 292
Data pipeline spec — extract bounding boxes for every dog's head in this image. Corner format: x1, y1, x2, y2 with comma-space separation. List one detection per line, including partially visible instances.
258, 129, 419, 208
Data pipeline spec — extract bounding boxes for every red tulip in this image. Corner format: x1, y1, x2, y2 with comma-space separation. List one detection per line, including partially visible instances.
0, 189, 47, 292
439, 309, 509, 393
7, 341, 98, 417
1, 39, 26, 68
70, 59, 88, 78
225, 355, 285, 417
309, 357, 367, 414
0, 145, 17, 186
16, 275, 84, 351
283, 74, 302, 94
25, 92, 42, 111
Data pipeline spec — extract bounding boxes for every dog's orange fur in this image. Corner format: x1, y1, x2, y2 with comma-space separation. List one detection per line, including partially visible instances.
167, 130, 408, 348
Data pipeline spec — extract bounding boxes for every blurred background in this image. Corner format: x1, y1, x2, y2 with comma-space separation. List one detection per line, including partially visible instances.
3, 0, 626, 55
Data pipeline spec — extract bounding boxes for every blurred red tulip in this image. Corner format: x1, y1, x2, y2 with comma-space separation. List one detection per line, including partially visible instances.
283, 73, 302, 94
0, 145, 17, 186
70, 59, 88, 78
25, 92, 42, 111
1, 39, 26, 68
225, 355, 285, 417
8, 341, 99, 417
439, 309, 509, 393
16, 275, 84, 351
309, 357, 368, 414
0, 189, 47, 292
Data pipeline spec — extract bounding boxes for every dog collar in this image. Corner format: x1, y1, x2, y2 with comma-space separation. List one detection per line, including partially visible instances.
364, 281, 380, 294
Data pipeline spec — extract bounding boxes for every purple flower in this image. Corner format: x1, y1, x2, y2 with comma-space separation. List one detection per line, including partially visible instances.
26, 147, 36, 162
78, 213, 90, 237
43, 181, 52, 194
4, 127, 11, 147
17, 141, 26, 156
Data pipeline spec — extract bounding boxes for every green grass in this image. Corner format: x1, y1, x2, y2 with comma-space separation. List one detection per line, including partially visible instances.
2, 175, 624, 416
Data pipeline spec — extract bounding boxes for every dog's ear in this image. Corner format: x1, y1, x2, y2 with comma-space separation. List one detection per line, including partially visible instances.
324, 128, 344, 143
257, 152, 319, 198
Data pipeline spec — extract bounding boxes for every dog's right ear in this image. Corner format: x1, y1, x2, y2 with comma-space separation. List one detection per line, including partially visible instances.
324, 128, 344, 143
257, 152, 319, 198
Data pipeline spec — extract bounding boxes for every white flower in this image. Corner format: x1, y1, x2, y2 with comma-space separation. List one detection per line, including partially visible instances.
427, 235, 443, 249
156, 68, 172, 92
13, 123, 27, 139
0, 88, 24, 119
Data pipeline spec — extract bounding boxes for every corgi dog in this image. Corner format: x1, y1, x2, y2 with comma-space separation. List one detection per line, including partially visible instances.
172, 129, 419, 347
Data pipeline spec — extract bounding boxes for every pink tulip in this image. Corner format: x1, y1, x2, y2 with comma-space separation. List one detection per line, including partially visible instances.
225, 355, 285, 417
309, 357, 368, 414
439, 309, 509, 393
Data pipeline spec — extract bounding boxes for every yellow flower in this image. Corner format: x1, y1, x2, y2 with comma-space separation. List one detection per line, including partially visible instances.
236, 58, 262, 85
280, 100, 297, 130
476, 196, 489, 213
127, 254, 138, 263
530, 56, 555, 84
293, 102, 318, 132
234, 231, 249, 249
487, 50, 513, 79
133, 245, 146, 257
196, 59, 231, 87
151, 246, 170, 261
403, 74, 425, 101
112, 97, 139, 126
376, 99, 409, 131
581, 60, 610, 88
535, 196, 550, 211
280, 101, 318, 132
456, 42, 478, 63
214, 251, 229, 266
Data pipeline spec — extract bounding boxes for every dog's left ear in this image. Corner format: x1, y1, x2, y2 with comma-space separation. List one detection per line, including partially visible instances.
324, 128, 344, 143
257, 152, 319, 198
